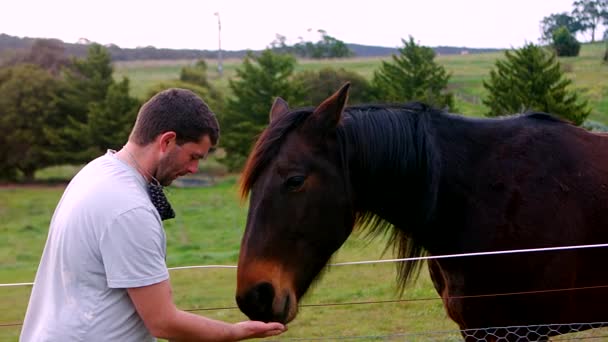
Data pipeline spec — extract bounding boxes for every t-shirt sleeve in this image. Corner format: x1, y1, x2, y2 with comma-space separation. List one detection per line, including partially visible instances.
99, 207, 169, 288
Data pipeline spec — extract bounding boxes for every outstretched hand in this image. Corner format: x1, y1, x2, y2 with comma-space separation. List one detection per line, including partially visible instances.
235, 320, 287, 339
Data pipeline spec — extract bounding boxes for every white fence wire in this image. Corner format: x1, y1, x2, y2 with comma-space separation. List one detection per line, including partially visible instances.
3, 242, 608, 340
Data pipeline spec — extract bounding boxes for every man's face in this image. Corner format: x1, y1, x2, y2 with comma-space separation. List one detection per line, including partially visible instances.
156, 135, 213, 186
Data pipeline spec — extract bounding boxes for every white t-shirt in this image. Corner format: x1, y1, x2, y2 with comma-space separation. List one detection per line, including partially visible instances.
20, 151, 169, 342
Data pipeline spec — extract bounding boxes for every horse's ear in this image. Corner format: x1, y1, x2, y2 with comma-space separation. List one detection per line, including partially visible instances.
307, 82, 350, 132
269, 97, 290, 123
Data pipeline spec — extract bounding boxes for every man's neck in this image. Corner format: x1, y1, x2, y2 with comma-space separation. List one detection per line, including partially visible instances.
116, 142, 157, 183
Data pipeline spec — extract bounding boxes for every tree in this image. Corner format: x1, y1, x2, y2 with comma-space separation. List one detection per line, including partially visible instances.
268, 34, 292, 54
60, 43, 114, 122
572, 0, 608, 42
604, 17, 608, 62
87, 78, 140, 155
0, 64, 63, 181
482, 43, 589, 125
540, 13, 582, 43
2, 39, 70, 77
292, 30, 353, 58
0, 39, 71, 180
180, 59, 210, 88
220, 50, 303, 170
52, 44, 140, 163
179, 59, 224, 112
0, 39, 70, 76
145, 80, 225, 120
317, 30, 353, 58
293, 67, 375, 106
552, 26, 581, 56
372, 36, 455, 110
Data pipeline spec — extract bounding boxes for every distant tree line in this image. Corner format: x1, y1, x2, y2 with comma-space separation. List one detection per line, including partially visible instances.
0, 33, 238, 62
269, 30, 354, 58
0, 33, 591, 180
0, 33, 502, 65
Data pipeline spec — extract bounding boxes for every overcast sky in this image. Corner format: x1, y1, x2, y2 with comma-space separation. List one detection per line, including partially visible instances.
3, 0, 601, 51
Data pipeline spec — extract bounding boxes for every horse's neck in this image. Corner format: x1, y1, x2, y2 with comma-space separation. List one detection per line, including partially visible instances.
346, 110, 441, 228
347, 112, 497, 230
432, 114, 515, 186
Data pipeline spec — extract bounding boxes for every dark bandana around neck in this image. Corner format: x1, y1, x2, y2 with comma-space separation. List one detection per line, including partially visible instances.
147, 183, 176, 221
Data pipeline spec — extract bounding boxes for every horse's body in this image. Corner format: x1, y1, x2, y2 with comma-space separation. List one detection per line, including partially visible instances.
235, 84, 608, 341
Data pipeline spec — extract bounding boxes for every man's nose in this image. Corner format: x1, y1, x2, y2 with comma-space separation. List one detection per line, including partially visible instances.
187, 160, 199, 174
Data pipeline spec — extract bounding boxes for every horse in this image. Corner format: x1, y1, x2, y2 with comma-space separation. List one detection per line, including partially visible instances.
235, 83, 608, 341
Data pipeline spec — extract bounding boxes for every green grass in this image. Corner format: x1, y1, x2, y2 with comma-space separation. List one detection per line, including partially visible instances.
4, 180, 608, 341
33, 164, 84, 182
113, 58, 242, 99
0, 179, 465, 341
113, 59, 195, 98
0, 186, 63, 340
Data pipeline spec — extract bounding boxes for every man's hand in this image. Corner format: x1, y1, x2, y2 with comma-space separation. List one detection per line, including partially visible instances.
234, 321, 287, 339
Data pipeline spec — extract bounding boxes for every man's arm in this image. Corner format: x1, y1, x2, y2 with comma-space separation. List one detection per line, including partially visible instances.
127, 280, 286, 341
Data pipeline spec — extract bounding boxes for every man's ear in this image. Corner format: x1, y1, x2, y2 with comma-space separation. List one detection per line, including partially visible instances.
158, 131, 177, 152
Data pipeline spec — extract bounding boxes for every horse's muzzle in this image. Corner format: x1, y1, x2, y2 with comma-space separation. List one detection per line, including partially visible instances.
236, 281, 293, 324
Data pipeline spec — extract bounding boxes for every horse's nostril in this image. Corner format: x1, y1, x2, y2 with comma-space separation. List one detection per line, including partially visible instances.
236, 282, 276, 322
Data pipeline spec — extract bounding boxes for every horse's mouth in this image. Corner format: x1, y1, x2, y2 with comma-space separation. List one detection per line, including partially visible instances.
236, 282, 297, 324
277, 291, 292, 324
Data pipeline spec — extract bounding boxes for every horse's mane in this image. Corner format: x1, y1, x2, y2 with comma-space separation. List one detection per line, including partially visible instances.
338, 102, 443, 290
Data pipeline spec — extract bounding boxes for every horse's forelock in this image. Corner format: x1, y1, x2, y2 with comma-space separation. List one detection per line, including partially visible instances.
239, 109, 313, 200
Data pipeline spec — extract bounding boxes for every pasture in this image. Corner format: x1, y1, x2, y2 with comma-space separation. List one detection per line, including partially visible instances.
0, 178, 463, 341
3, 181, 608, 340
2, 43, 608, 341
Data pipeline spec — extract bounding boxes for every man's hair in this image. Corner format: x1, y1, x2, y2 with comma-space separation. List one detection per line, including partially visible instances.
129, 88, 220, 146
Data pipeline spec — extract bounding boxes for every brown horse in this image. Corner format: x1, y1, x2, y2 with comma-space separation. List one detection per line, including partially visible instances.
235, 83, 608, 341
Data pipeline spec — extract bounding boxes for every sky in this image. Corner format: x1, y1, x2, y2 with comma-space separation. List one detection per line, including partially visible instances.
3, 0, 600, 51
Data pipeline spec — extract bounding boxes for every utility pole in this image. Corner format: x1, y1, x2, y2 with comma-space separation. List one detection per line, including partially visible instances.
214, 12, 223, 77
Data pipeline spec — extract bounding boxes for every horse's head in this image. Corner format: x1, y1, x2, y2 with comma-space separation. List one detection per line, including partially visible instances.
235, 83, 355, 323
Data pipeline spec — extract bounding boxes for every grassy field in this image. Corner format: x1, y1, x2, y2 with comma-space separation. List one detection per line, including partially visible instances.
3, 180, 608, 341
0, 178, 464, 341
115, 43, 608, 125
3, 44, 608, 341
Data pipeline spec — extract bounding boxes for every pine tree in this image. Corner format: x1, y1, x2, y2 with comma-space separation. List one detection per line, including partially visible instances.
87, 78, 140, 155
372, 36, 455, 110
220, 50, 303, 171
482, 43, 589, 125
55, 44, 139, 162
59, 43, 114, 124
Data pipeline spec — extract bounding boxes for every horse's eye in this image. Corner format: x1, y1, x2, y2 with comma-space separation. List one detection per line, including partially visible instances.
285, 175, 305, 191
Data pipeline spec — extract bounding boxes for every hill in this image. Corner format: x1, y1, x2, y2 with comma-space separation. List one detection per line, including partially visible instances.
0, 33, 501, 61
347, 42, 501, 57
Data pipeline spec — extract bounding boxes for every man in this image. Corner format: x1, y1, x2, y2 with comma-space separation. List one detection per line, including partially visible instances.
21, 88, 286, 341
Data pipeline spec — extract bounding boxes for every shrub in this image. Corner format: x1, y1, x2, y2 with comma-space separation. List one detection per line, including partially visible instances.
552, 26, 581, 57
293, 67, 375, 106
